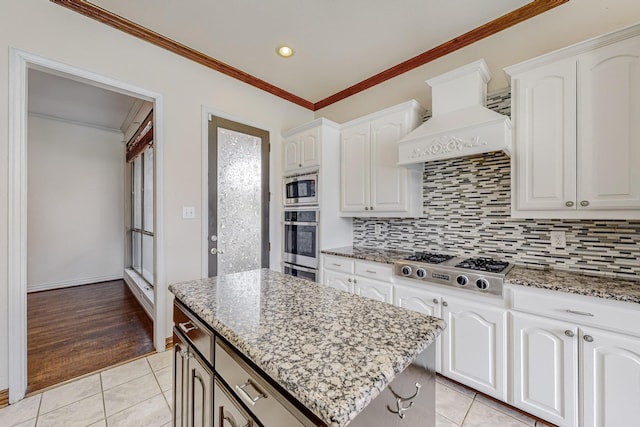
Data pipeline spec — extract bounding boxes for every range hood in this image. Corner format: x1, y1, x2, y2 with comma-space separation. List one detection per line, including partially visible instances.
398, 59, 511, 165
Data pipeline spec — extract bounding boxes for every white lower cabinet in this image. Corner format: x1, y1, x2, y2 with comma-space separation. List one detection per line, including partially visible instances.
324, 269, 355, 293
354, 277, 393, 303
441, 296, 506, 400
582, 327, 640, 427
512, 312, 578, 427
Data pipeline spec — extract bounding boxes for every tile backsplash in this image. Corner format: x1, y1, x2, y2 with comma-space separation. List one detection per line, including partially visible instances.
353, 90, 640, 280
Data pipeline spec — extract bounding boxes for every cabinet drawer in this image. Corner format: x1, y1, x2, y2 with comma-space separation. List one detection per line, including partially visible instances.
355, 260, 392, 281
174, 301, 214, 361
215, 341, 314, 426
511, 287, 640, 336
323, 255, 354, 274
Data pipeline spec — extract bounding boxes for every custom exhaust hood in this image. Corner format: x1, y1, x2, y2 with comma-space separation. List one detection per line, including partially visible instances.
398, 59, 511, 165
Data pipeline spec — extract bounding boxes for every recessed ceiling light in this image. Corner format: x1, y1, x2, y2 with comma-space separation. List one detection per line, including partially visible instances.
276, 45, 294, 58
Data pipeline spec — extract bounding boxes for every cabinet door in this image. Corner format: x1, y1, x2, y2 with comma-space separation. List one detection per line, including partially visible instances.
393, 283, 441, 318
283, 136, 301, 173
582, 327, 640, 427
341, 123, 371, 213
441, 297, 506, 399
512, 59, 577, 211
354, 277, 393, 303
369, 111, 410, 212
187, 349, 214, 427
323, 269, 354, 293
577, 36, 640, 210
512, 313, 578, 427
214, 379, 254, 427
299, 126, 320, 169
174, 335, 189, 427
394, 283, 442, 372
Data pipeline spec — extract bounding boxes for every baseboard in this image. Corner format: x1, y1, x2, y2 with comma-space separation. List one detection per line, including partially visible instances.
27, 274, 123, 293
0, 388, 8, 408
165, 336, 173, 350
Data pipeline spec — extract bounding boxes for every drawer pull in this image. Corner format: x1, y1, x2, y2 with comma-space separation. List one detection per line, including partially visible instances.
179, 321, 198, 334
387, 382, 421, 419
365, 270, 377, 274
332, 263, 342, 267
236, 379, 267, 405
565, 309, 594, 317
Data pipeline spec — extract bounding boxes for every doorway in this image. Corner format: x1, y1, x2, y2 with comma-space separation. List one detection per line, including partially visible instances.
8, 48, 166, 403
207, 116, 270, 277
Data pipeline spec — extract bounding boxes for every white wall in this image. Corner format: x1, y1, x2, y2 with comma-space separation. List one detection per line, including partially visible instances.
0, 0, 313, 391
315, 0, 640, 122
27, 115, 125, 292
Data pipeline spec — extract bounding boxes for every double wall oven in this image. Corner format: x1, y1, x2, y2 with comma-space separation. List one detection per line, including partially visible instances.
283, 209, 318, 281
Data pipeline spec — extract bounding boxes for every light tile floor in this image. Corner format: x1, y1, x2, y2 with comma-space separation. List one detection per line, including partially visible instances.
0, 353, 548, 427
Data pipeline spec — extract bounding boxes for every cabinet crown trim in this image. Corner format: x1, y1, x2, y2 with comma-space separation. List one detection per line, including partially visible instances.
504, 22, 640, 80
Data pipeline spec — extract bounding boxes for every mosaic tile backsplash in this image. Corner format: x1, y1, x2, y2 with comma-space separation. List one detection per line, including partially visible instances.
353, 90, 640, 280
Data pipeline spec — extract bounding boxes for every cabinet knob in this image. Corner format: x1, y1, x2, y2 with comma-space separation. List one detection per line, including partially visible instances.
565, 201, 574, 207
370, 206, 374, 211
348, 278, 352, 283
580, 200, 590, 207
442, 301, 448, 307
564, 330, 575, 338
583, 335, 594, 343
432, 298, 439, 304
364, 207, 369, 211
298, 163, 302, 167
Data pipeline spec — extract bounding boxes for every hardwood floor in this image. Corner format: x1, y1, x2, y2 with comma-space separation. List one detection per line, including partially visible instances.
27, 280, 155, 393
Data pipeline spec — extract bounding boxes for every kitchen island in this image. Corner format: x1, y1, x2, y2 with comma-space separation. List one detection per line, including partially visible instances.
169, 268, 445, 427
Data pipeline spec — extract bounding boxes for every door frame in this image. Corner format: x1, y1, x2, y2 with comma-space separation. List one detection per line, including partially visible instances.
200, 106, 273, 277
8, 48, 167, 403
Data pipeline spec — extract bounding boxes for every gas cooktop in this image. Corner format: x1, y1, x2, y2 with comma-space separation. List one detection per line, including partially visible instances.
394, 252, 513, 297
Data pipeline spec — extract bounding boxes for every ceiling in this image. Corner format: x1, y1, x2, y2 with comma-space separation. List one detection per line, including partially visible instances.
28, 68, 145, 133
84, 0, 536, 105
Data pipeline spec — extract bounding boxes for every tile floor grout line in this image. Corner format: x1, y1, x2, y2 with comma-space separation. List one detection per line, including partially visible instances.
99, 372, 108, 427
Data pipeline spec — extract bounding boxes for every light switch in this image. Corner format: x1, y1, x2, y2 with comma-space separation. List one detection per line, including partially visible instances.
182, 206, 196, 219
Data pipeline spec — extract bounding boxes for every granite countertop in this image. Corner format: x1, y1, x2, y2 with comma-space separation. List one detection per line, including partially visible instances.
169, 268, 445, 427
322, 246, 640, 304
321, 246, 413, 264
505, 265, 640, 304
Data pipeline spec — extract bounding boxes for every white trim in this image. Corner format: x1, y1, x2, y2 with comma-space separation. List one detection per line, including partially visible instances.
200, 106, 276, 278
28, 111, 124, 134
7, 48, 167, 403
123, 269, 154, 320
27, 274, 124, 293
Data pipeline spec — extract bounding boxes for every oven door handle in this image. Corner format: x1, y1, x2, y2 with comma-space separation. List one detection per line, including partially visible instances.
283, 221, 318, 226
284, 264, 317, 273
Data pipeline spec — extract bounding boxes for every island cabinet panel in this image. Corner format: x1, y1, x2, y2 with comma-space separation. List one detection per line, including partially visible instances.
441, 296, 506, 400
214, 379, 254, 427
512, 312, 578, 427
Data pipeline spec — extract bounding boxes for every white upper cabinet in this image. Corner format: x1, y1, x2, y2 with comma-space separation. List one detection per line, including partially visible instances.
506, 25, 640, 219
340, 100, 425, 217
283, 125, 320, 173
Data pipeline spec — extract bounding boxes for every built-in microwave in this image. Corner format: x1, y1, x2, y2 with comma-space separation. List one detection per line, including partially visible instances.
284, 172, 318, 207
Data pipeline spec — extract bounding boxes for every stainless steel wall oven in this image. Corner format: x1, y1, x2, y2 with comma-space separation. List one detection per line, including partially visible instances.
283, 210, 318, 281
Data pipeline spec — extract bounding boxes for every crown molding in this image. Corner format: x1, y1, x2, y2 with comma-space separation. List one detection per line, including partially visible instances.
51, 0, 568, 111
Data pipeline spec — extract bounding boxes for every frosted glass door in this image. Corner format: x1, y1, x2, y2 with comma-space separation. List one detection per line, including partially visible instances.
208, 117, 270, 277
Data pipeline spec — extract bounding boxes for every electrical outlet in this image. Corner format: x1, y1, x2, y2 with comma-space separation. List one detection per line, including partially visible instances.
374, 224, 382, 236
550, 231, 566, 248
182, 206, 196, 219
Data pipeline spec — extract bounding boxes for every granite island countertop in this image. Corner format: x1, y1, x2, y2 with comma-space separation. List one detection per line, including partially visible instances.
322, 246, 640, 305
169, 268, 445, 427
